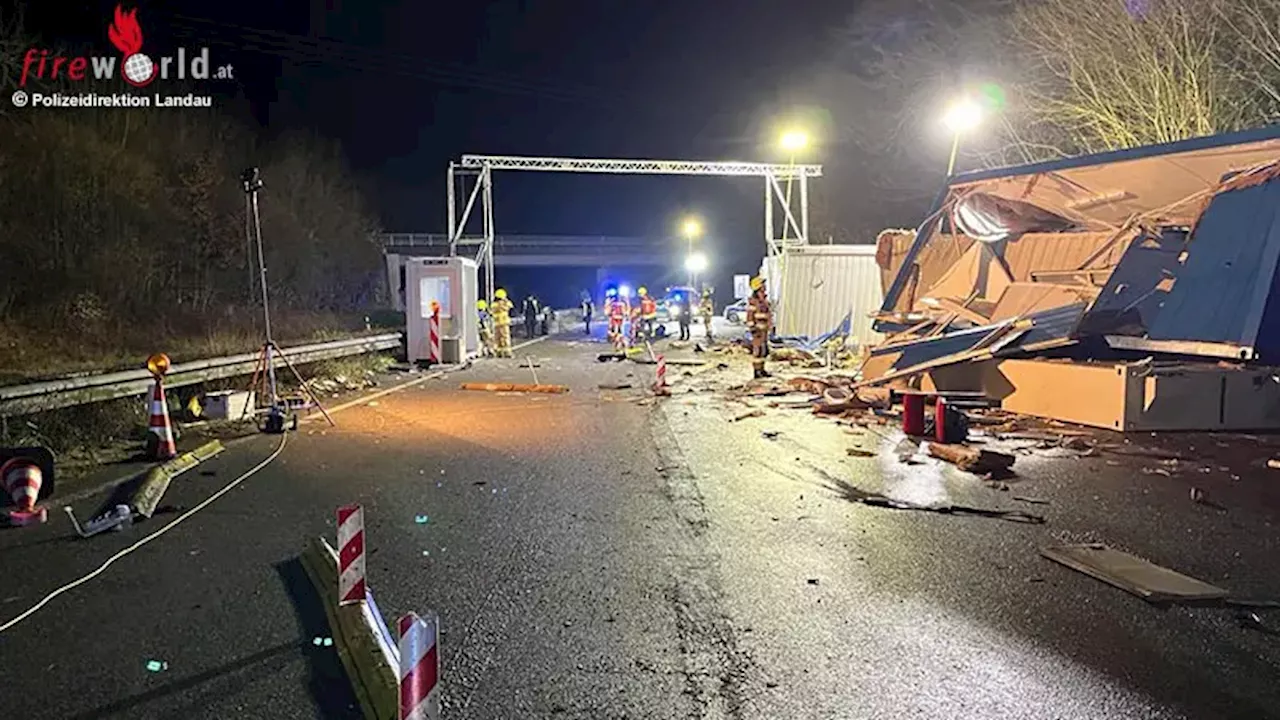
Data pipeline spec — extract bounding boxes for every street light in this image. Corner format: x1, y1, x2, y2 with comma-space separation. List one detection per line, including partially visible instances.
681, 217, 702, 242
942, 97, 983, 176
685, 251, 708, 288
779, 130, 809, 153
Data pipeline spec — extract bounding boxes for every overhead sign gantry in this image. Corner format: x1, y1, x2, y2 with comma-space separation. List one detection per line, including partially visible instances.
443, 154, 823, 303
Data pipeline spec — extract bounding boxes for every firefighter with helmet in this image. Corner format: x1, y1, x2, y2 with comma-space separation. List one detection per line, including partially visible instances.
605, 287, 627, 350
698, 287, 715, 341
476, 299, 495, 357
747, 276, 772, 378
638, 286, 658, 341
491, 288, 515, 357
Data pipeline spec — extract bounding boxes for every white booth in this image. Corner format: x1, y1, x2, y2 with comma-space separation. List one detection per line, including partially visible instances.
405, 257, 479, 363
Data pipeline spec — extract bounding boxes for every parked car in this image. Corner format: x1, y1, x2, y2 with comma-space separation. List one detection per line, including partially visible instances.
724, 299, 747, 324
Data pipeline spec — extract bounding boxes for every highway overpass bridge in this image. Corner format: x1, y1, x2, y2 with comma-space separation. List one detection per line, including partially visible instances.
381, 233, 666, 267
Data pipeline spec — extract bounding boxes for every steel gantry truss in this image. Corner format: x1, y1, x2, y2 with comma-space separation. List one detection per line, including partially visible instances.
446, 154, 823, 303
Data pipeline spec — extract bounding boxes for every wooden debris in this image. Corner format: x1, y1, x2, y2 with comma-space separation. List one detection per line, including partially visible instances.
846, 447, 876, 458
732, 409, 765, 422
927, 442, 1016, 475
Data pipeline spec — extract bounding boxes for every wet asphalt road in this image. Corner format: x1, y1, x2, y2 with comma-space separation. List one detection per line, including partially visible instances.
2, 325, 1280, 719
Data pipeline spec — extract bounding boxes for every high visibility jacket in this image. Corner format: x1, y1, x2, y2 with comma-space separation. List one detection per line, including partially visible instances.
491, 298, 514, 326
639, 297, 657, 318
607, 299, 626, 320
747, 291, 771, 333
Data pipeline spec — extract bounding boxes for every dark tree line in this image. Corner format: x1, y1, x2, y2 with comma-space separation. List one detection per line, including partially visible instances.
0, 14, 383, 356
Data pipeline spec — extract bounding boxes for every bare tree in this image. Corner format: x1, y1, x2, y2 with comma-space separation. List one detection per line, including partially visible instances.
1010, 0, 1280, 153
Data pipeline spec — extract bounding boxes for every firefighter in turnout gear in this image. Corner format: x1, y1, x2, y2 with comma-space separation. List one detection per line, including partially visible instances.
477, 299, 495, 357
605, 287, 627, 351
638, 287, 658, 341
491, 288, 515, 357
698, 287, 715, 341
747, 276, 772, 378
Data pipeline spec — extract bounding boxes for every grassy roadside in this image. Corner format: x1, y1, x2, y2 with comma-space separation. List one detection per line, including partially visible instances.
1, 350, 399, 493
0, 309, 405, 385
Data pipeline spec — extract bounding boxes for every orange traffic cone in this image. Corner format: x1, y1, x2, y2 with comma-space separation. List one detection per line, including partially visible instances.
145, 378, 177, 460
2, 457, 47, 526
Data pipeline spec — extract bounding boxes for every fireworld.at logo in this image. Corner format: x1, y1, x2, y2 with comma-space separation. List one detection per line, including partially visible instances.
19, 4, 233, 88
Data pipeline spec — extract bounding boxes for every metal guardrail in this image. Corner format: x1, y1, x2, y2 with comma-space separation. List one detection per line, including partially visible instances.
0, 333, 403, 418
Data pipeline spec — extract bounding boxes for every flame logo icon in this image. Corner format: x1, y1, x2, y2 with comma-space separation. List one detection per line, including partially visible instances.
107, 4, 155, 87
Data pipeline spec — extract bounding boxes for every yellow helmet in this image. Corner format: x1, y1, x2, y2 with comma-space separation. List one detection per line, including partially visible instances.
494, 288, 507, 299
638, 287, 648, 296
477, 299, 488, 310
750, 276, 764, 291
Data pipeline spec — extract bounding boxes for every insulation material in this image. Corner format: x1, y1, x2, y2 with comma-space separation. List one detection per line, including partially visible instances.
989, 283, 1093, 323
1001, 231, 1128, 282
774, 244, 884, 349
875, 230, 974, 313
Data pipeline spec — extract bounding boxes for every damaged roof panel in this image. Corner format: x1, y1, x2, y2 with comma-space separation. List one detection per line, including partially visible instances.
1145, 176, 1280, 361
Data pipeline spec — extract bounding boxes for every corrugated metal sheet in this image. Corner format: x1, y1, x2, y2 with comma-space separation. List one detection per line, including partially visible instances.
1077, 230, 1186, 337
1148, 179, 1280, 358
773, 245, 884, 348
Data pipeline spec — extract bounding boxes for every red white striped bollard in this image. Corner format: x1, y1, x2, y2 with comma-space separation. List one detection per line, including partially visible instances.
337, 504, 366, 605
2, 457, 47, 526
654, 354, 669, 395
145, 378, 177, 460
398, 612, 441, 720
428, 304, 441, 364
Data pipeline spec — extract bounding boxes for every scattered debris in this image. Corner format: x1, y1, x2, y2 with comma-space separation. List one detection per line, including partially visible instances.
414, 515, 429, 524
761, 430, 780, 440
598, 382, 633, 390
806, 578, 820, 585
732, 409, 765, 422
1268, 458, 1280, 469
845, 448, 876, 458
1012, 495, 1050, 505
825, 476, 1044, 524
1040, 544, 1229, 603
927, 443, 1016, 476
312, 636, 334, 646
145, 660, 168, 673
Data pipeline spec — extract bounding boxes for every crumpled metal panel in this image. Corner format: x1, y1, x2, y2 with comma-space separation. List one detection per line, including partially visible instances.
1147, 179, 1280, 358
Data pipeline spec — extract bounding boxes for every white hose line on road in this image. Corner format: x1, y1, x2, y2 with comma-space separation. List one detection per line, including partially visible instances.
0, 432, 290, 636
0, 339, 550, 635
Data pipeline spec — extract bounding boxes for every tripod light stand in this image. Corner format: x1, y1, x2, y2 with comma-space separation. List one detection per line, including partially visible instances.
239, 167, 334, 432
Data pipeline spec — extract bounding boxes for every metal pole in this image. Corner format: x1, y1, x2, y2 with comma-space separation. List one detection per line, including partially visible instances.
799, 172, 809, 244
249, 190, 278, 405
947, 133, 960, 177
446, 162, 457, 256
764, 175, 774, 257
781, 153, 795, 242
482, 165, 495, 303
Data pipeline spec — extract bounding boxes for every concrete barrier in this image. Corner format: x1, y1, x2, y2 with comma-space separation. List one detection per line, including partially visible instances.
299, 536, 399, 719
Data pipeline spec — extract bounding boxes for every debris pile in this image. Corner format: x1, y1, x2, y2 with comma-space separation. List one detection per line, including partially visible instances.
860, 130, 1280, 433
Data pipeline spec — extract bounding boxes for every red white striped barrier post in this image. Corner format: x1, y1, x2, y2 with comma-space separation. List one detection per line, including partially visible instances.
2, 456, 47, 526
428, 302, 441, 364
654, 354, 669, 395
398, 612, 441, 720
337, 504, 367, 605
145, 378, 177, 460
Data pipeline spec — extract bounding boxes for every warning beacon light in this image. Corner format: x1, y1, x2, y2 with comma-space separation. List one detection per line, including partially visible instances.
618, 284, 632, 298
605, 286, 618, 298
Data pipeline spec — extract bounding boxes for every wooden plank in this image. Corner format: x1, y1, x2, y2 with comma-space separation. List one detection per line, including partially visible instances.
1042, 544, 1228, 603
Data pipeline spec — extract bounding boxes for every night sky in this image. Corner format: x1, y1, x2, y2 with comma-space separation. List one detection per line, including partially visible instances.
12, 0, 953, 303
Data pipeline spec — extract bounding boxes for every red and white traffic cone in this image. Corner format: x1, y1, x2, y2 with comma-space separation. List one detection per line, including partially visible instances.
653, 354, 670, 396
2, 457, 47, 526
144, 378, 177, 460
